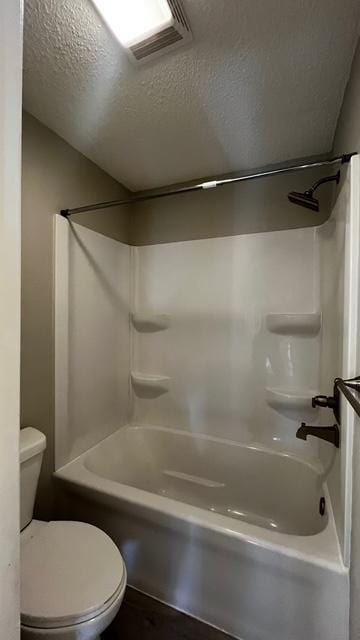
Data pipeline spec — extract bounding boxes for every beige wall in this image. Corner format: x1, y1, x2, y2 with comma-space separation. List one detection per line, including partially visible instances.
333, 39, 360, 156
130, 165, 333, 246
21, 112, 130, 518
332, 38, 360, 640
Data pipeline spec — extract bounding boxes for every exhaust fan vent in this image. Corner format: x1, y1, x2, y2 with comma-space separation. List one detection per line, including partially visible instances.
129, 0, 192, 64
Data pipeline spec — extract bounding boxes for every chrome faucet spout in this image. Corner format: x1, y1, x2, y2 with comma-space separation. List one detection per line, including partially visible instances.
296, 423, 340, 448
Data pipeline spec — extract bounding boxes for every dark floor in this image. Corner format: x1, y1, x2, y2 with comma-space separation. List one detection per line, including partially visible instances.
103, 587, 235, 640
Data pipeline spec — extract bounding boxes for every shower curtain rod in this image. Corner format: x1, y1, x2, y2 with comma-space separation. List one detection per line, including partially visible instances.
60, 152, 357, 218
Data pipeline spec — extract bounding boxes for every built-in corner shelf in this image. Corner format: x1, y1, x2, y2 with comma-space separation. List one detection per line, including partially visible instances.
266, 312, 321, 336
131, 372, 170, 398
266, 387, 318, 420
131, 313, 171, 333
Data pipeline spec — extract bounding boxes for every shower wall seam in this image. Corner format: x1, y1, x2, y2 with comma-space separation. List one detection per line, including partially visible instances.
129, 246, 138, 425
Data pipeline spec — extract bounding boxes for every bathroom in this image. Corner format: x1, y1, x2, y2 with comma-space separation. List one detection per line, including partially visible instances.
2, 1, 360, 639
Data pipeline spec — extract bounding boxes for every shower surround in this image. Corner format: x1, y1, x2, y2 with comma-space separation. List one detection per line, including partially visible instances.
54, 159, 360, 640
130, 227, 321, 450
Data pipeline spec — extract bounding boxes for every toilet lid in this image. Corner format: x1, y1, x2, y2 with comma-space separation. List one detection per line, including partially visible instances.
21, 521, 126, 629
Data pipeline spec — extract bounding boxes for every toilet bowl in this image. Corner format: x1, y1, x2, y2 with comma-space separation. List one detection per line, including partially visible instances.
20, 428, 127, 640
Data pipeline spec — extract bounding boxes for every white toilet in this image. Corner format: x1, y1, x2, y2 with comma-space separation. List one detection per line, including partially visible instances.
20, 427, 127, 640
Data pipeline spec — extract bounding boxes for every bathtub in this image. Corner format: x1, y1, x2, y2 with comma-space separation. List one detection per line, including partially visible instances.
55, 425, 349, 640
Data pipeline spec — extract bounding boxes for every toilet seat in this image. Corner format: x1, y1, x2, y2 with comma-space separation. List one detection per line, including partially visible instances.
21, 520, 126, 629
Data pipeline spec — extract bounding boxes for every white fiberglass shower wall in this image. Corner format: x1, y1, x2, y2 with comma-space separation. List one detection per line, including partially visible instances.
55, 221, 131, 467
55, 214, 324, 468
131, 227, 321, 452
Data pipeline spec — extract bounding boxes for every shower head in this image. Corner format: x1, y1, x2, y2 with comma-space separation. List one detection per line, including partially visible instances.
288, 170, 340, 212
288, 190, 319, 211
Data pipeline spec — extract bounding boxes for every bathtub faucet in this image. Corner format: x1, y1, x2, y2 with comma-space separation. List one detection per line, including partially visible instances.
296, 423, 340, 448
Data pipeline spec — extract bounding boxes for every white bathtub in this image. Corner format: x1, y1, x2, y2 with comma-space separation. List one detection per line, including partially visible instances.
55, 425, 349, 640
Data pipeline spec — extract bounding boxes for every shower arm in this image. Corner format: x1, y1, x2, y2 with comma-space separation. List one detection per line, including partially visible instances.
60, 152, 357, 218
306, 172, 341, 196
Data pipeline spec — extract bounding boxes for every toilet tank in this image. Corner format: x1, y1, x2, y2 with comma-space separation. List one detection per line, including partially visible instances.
20, 428, 46, 530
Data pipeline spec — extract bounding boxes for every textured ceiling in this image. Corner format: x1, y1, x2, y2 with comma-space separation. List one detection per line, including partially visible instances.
23, 0, 360, 191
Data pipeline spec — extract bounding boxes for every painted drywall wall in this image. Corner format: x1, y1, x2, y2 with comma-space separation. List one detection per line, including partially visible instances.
130, 165, 333, 245
55, 218, 131, 468
333, 39, 360, 157
132, 227, 321, 459
332, 41, 360, 637
0, 0, 22, 638
21, 112, 130, 518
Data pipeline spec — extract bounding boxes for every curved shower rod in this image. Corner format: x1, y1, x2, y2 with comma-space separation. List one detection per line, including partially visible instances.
60, 152, 357, 218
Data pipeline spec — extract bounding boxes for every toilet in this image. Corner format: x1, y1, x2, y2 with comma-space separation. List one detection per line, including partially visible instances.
20, 427, 127, 639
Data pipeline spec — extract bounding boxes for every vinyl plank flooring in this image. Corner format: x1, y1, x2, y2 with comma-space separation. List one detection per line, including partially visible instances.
103, 587, 235, 640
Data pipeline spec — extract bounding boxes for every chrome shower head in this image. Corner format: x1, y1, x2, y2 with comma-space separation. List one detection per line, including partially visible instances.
288, 170, 340, 212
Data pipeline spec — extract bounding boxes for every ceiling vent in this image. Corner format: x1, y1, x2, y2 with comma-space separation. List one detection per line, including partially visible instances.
128, 0, 192, 65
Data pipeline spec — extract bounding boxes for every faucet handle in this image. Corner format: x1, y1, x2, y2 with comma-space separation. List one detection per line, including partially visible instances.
312, 394, 337, 409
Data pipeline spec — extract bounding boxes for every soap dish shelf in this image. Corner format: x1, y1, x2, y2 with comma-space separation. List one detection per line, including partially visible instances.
131, 372, 170, 398
266, 313, 321, 336
131, 313, 171, 332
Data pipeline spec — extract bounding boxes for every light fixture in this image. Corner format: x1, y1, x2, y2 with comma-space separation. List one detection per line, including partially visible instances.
91, 0, 171, 48
91, 0, 192, 64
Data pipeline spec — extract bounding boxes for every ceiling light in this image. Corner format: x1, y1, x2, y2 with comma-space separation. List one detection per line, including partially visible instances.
91, 0, 192, 64
91, 0, 171, 48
